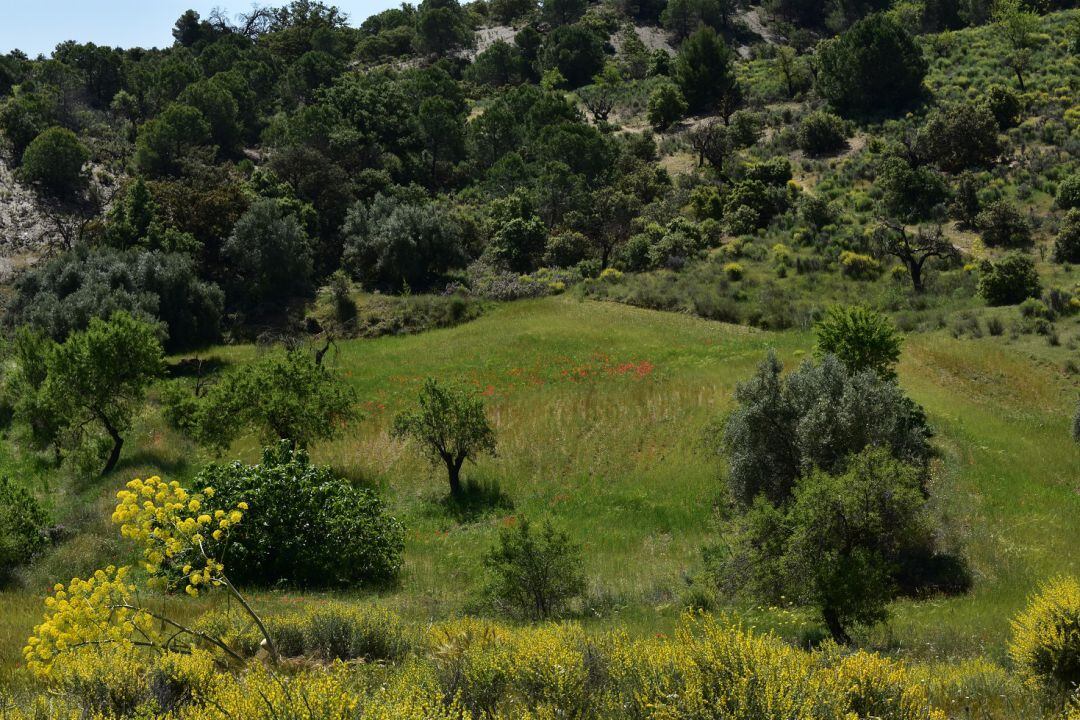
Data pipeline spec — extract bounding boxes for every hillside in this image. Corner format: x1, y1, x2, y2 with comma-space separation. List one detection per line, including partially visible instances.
1, 0, 1080, 717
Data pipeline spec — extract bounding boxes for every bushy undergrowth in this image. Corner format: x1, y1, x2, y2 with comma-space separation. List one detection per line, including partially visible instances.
6, 611, 1004, 720
192, 443, 405, 589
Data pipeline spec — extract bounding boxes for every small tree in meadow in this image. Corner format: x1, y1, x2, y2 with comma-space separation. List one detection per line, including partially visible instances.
978, 200, 1031, 248
393, 378, 496, 498
484, 516, 586, 620
178, 348, 357, 454
782, 448, 935, 644
814, 305, 902, 379
32, 312, 164, 475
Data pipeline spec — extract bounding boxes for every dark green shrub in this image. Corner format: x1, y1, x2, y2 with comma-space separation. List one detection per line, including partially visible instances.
984, 84, 1022, 129
223, 198, 315, 312
539, 23, 606, 88
815, 13, 927, 116
487, 216, 548, 273
483, 516, 586, 620
977, 253, 1041, 305
646, 83, 687, 131
1057, 174, 1080, 210
544, 230, 590, 268
796, 111, 848, 156
1053, 208, 1080, 263
194, 443, 405, 588
673, 26, 739, 115
915, 101, 1001, 172
977, 200, 1031, 248
0, 477, 49, 585
18, 126, 88, 197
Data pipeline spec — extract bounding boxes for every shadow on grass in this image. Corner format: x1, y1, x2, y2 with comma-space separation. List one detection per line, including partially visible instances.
166, 356, 227, 380
433, 477, 515, 523
113, 449, 194, 478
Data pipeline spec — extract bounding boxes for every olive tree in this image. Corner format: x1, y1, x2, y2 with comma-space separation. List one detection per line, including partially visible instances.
393, 378, 496, 498
782, 448, 935, 643
714, 352, 932, 508
35, 312, 164, 475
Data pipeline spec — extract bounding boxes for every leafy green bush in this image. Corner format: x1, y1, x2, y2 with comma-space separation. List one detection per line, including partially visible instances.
977, 200, 1031, 248
193, 443, 404, 588
646, 82, 687, 131
1054, 209, 1080, 262
483, 516, 586, 620
0, 477, 48, 584
977, 253, 1041, 305
1057, 174, 1080, 210
797, 111, 848, 156
814, 305, 902, 378
173, 348, 356, 454
18, 126, 88, 197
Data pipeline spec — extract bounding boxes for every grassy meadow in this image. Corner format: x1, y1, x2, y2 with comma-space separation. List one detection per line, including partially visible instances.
1, 294, 1076, 685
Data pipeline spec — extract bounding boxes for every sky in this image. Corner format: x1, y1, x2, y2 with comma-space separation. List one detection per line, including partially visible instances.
0, 0, 403, 56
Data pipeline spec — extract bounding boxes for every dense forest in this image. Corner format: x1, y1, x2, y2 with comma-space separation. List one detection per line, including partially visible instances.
0, 0, 1078, 717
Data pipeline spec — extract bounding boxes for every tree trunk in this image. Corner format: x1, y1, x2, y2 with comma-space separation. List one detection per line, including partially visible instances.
101, 415, 124, 475
822, 606, 852, 645
909, 260, 925, 293
445, 455, 465, 498
1014, 68, 1025, 92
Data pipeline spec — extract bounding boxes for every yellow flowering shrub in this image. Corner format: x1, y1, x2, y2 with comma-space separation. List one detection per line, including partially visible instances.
11, 606, 1032, 719
24, 475, 275, 680
825, 650, 945, 720
909, 657, 1036, 719
1009, 575, 1080, 698
23, 565, 159, 677
112, 476, 247, 597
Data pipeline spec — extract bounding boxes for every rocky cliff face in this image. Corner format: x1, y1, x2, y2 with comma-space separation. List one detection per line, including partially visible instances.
0, 156, 53, 281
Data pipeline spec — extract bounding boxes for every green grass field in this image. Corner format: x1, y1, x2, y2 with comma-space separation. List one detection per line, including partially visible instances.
1, 295, 1076, 685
